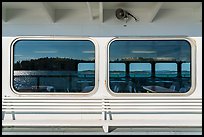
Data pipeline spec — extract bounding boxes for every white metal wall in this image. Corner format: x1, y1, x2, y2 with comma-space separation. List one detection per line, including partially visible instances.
2, 37, 202, 99
2, 23, 202, 37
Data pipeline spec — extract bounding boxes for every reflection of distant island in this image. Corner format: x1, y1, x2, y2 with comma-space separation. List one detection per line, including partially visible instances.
79, 70, 94, 74
110, 71, 189, 74
130, 71, 151, 74
110, 71, 150, 73
110, 71, 124, 72
14, 57, 94, 71
111, 57, 177, 62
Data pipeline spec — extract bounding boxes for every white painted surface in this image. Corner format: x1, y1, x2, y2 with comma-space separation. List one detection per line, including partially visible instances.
2, 2, 202, 37
2, 23, 202, 37
2, 37, 202, 99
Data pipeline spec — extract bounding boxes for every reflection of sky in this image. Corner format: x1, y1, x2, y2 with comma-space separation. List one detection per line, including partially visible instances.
110, 63, 125, 71
156, 63, 177, 71
14, 40, 95, 63
110, 40, 191, 61
130, 63, 151, 71
78, 63, 94, 71
182, 63, 190, 71
110, 63, 190, 72
109, 40, 191, 72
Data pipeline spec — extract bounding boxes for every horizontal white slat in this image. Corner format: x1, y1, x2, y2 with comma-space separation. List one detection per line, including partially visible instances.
104, 100, 201, 103
3, 102, 201, 105
2, 120, 104, 127
103, 106, 202, 109
2, 99, 202, 103
2, 103, 102, 106
3, 106, 202, 110
2, 109, 102, 112
102, 103, 201, 106
103, 103, 201, 106
3, 100, 102, 103
105, 98, 202, 100
3, 109, 201, 114
2, 106, 102, 109
2, 98, 202, 102
2, 97, 201, 100
2, 97, 102, 100
103, 109, 201, 113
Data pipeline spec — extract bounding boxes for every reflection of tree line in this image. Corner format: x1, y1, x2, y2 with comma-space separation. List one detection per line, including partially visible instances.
14, 57, 92, 71
112, 57, 177, 62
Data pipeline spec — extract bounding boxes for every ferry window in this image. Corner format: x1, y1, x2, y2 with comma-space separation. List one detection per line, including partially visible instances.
155, 63, 177, 77
13, 40, 95, 93
130, 63, 151, 77
109, 40, 191, 94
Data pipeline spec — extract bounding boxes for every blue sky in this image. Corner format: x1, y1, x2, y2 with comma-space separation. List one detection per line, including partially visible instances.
110, 63, 190, 72
14, 40, 190, 72
110, 63, 125, 71
79, 63, 190, 72
109, 40, 191, 62
182, 63, 190, 71
78, 63, 94, 71
109, 40, 191, 72
156, 63, 177, 71
130, 63, 151, 71
14, 40, 95, 63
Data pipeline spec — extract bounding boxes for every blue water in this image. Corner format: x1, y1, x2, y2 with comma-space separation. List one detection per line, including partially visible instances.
110, 71, 190, 77
14, 71, 94, 91
14, 70, 190, 92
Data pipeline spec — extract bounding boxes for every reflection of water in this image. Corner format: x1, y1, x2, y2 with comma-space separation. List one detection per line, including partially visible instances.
14, 71, 71, 76
110, 72, 190, 78
14, 71, 95, 92
110, 71, 190, 77
14, 77, 37, 89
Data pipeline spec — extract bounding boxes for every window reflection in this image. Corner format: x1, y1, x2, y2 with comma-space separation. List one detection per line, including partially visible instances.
109, 40, 191, 93
110, 63, 125, 77
13, 40, 95, 93
156, 63, 177, 77
182, 63, 190, 77
130, 63, 151, 77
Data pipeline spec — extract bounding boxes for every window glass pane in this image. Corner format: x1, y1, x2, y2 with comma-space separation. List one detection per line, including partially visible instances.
77, 63, 95, 91
109, 40, 191, 93
13, 40, 95, 93
109, 63, 127, 93
182, 63, 190, 77
110, 63, 125, 77
130, 63, 151, 77
155, 63, 177, 77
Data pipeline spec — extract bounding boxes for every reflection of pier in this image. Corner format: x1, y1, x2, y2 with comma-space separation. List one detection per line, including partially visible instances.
110, 60, 186, 79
